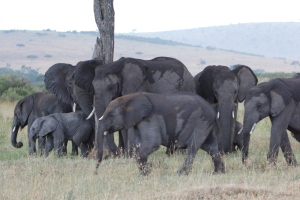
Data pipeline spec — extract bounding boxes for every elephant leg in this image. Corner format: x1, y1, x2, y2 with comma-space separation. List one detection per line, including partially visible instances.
38, 136, 46, 156
28, 132, 37, 154
119, 129, 128, 157
104, 134, 120, 157
61, 140, 68, 156
45, 136, 54, 157
79, 143, 89, 158
136, 144, 158, 176
280, 131, 297, 166
71, 141, 79, 156
53, 136, 64, 157
201, 132, 225, 174
118, 130, 125, 154
268, 104, 294, 165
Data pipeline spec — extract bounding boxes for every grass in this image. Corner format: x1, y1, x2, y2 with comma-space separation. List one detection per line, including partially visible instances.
1, 101, 300, 199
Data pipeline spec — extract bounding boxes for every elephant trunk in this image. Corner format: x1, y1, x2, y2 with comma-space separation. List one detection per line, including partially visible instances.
75, 87, 94, 119
218, 101, 236, 154
11, 117, 23, 148
95, 120, 107, 174
240, 109, 259, 164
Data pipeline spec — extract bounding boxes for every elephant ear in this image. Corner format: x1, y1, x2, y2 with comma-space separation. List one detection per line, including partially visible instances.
269, 80, 293, 117
38, 117, 58, 137
16, 95, 34, 123
232, 65, 258, 102
44, 63, 75, 105
73, 59, 103, 94
121, 58, 148, 95
123, 93, 152, 129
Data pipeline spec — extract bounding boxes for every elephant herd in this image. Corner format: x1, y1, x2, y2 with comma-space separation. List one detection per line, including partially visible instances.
10, 56, 300, 175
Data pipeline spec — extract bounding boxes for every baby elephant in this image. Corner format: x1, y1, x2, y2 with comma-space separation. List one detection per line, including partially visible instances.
97, 92, 225, 175
29, 111, 94, 157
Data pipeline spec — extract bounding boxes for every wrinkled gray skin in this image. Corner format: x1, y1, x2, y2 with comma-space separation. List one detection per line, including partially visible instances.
97, 92, 224, 175
194, 65, 257, 154
29, 111, 94, 157
11, 92, 75, 154
241, 78, 300, 166
44, 62, 120, 156
73, 57, 195, 163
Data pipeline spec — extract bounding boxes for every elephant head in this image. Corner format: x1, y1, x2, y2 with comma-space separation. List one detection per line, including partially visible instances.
96, 93, 152, 163
11, 94, 34, 148
195, 65, 257, 154
74, 58, 148, 120
240, 78, 297, 163
44, 61, 102, 120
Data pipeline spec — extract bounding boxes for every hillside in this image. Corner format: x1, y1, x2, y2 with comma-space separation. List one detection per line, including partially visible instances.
0, 29, 299, 76
128, 22, 300, 60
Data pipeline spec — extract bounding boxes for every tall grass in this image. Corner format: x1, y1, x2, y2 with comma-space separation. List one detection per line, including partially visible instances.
1, 101, 300, 199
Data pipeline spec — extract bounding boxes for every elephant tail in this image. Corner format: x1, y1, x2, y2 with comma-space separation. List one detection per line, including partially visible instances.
11, 125, 23, 148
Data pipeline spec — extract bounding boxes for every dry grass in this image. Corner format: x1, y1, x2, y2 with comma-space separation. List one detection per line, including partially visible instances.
0, 30, 297, 76
1, 101, 300, 199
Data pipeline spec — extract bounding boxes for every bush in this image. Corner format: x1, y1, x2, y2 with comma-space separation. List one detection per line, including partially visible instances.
1, 87, 33, 102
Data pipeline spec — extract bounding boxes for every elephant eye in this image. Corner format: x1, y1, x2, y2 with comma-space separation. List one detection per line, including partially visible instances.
107, 85, 113, 91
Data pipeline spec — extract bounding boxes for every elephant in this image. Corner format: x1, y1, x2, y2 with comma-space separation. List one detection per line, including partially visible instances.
73, 56, 196, 163
96, 92, 225, 175
240, 78, 300, 166
44, 62, 120, 156
11, 92, 75, 154
194, 65, 257, 154
29, 111, 94, 157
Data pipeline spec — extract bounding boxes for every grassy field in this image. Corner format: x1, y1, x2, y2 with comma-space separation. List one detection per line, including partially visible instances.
1, 100, 300, 199
1, 30, 298, 76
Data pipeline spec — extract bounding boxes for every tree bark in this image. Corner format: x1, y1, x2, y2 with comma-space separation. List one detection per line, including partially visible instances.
93, 0, 114, 64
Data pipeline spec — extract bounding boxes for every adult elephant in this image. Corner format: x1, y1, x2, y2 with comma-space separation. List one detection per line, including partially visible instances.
240, 78, 300, 166
44, 62, 120, 156
194, 65, 257, 154
73, 57, 195, 163
11, 92, 73, 154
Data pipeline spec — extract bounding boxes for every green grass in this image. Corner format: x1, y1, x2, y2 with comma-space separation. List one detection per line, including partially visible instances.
1, 101, 300, 199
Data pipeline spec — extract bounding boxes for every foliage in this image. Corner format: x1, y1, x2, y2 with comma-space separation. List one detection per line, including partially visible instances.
291, 61, 300, 65
16, 43, 25, 48
0, 67, 45, 101
135, 51, 143, 55
44, 54, 52, 58
115, 34, 193, 46
26, 55, 38, 60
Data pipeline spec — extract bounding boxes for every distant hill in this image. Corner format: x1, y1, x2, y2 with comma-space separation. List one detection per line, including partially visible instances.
0, 29, 299, 76
127, 22, 300, 60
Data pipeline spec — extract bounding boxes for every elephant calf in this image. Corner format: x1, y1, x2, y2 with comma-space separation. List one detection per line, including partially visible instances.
29, 111, 94, 157
97, 92, 225, 175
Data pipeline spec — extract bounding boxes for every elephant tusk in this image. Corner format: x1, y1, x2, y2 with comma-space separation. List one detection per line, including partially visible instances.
12, 126, 16, 132
104, 131, 108, 135
232, 111, 235, 118
250, 123, 257, 134
73, 103, 76, 112
86, 107, 95, 120
238, 127, 243, 134
99, 115, 104, 121
217, 111, 220, 119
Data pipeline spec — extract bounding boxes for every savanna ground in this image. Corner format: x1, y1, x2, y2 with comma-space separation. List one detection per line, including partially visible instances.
1, 100, 300, 200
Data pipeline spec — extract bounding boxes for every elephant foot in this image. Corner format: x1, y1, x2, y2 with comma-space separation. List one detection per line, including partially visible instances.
139, 163, 152, 176
213, 162, 225, 174
177, 166, 191, 175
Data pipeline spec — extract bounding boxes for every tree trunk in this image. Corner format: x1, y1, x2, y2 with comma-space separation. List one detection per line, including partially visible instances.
92, 0, 115, 64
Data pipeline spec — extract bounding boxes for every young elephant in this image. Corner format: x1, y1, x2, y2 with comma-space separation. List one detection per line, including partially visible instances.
96, 92, 225, 175
241, 78, 300, 166
29, 111, 94, 157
